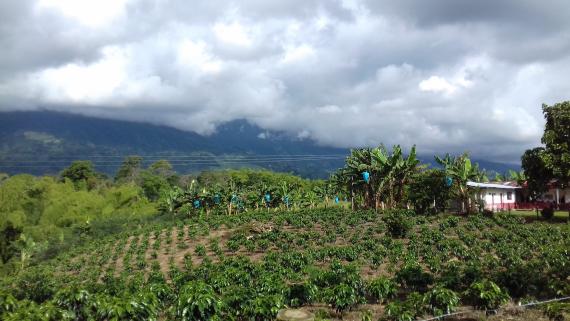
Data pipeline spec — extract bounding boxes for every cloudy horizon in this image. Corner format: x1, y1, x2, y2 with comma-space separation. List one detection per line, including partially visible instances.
1, 0, 569, 163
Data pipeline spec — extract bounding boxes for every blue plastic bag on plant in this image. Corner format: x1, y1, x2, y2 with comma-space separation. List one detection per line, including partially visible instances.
193, 200, 201, 208
446, 177, 453, 187
335, 196, 339, 204
362, 171, 370, 183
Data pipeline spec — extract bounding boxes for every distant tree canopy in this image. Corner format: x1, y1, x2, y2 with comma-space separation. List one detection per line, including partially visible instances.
115, 156, 143, 183
521, 147, 551, 201
522, 101, 570, 198
541, 101, 570, 186
60, 160, 99, 189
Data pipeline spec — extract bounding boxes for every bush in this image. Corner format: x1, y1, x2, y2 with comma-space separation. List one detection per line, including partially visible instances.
176, 281, 221, 321
0, 290, 17, 315
383, 301, 416, 321
424, 287, 459, 315
541, 207, 554, 220
383, 210, 414, 238
366, 277, 397, 303
395, 264, 433, 291
383, 293, 425, 321
325, 283, 362, 313
482, 209, 494, 218
286, 282, 317, 307
244, 294, 284, 320
543, 302, 570, 321
438, 216, 460, 231
13, 269, 56, 303
465, 280, 510, 310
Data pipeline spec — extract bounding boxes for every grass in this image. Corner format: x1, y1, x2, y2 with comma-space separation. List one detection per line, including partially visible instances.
508, 209, 570, 222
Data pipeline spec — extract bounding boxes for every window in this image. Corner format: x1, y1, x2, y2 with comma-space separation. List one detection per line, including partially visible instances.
507, 192, 512, 200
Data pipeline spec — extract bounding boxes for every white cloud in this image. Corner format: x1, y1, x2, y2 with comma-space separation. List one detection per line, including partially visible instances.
281, 44, 315, 64
213, 22, 252, 47
2, 0, 570, 162
419, 76, 457, 94
35, 0, 128, 28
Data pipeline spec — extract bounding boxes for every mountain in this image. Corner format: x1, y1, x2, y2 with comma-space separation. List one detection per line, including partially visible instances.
0, 110, 518, 178
0, 110, 348, 178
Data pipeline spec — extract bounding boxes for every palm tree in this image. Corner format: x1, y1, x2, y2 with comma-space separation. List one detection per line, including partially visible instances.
435, 153, 483, 213
333, 145, 421, 210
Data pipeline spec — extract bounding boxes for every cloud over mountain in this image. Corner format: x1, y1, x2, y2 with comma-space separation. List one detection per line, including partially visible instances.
1, 0, 569, 162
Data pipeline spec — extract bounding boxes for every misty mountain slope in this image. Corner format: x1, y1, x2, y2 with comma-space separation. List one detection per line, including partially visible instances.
0, 111, 347, 177
0, 111, 517, 178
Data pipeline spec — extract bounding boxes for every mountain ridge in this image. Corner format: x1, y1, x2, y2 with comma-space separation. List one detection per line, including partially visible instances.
0, 110, 519, 178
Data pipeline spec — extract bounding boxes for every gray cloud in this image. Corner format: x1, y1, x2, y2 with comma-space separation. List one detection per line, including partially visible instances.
1, 0, 569, 163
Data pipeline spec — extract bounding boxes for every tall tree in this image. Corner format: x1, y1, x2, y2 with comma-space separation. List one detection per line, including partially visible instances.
60, 160, 99, 189
521, 147, 552, 204
541, 101, 570, 188
115, 156, 143, 183
407, 169, 451, 215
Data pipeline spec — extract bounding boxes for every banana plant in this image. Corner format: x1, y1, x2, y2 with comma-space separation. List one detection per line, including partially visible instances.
279, 181, 292, 210
333, 145, 420, 210
508, 170, 527, 186
435, 153, 483, 213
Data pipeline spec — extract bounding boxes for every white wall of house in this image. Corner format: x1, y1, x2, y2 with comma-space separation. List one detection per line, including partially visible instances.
478, 188, 517, 211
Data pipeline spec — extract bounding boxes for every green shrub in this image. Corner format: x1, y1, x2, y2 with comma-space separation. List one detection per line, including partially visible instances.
324, 283, 361, 313
93, 291, 159, 321
465, 280, 510, 310
543, 302, 570, 321
287, 282, 317, 307
194, 245, 207, 257
244, 294, 284, 320
383, 210, 414, 238
424, 286, 459, 315
366, 276, 397, 303
53, 288, 92, 320
395, 264, 433, 291
0, 290, 17, 315
382, 293, 426, 321
13, 269, 56, 303
4, 300, 73, 321
176, 281, 221, 321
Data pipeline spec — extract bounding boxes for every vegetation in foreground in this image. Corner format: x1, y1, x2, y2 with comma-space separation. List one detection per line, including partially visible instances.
0, 208, 569, 320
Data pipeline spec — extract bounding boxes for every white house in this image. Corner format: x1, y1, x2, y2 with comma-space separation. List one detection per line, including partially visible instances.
467, 181, 520, 211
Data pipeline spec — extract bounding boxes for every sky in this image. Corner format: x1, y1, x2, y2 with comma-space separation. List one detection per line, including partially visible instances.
1, 0, 569, 163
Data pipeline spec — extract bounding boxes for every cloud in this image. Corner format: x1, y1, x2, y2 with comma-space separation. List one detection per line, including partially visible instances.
419, 76, 457, 94
1, 0, 569, 163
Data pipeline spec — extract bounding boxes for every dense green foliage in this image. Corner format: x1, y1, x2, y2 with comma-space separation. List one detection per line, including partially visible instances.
0, 174, 156, 273
523, 101, 570, 206
522, 147, 552, 202
541, 101, 570, 184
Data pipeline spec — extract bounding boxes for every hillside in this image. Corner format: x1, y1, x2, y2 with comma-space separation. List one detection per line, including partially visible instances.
0, 111, 518, 178
2, 208, 568, 320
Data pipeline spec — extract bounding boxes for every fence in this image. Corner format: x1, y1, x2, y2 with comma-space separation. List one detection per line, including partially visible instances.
418, 296, 570, 321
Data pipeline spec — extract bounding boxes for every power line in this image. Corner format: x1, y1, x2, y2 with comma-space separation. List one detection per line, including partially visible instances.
0, 155, 346, 169
0, 155, 345, 164
0, 153, 347, 159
